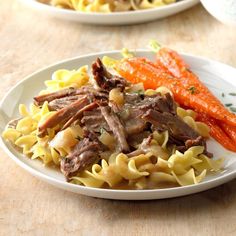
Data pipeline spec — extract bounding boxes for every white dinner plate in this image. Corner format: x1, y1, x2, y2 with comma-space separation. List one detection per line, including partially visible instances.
20, 0, 199, 25
1, 50, 236, 200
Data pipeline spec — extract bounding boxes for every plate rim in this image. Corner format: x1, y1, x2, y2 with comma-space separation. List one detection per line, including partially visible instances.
20, 0, 199, 16
1, 49, 236, 195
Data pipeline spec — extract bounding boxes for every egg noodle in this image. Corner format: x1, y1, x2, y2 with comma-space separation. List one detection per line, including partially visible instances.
47, 0, 176, 12
2, 55, 223, 190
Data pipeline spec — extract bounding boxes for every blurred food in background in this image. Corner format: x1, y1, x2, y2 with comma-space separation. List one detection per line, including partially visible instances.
41, 0, 177, 12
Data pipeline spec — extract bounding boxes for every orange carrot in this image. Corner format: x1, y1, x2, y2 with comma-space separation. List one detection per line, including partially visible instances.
155, 47, 190, 78
155, 47, 236, 149
117, 57, 172, 89
196, 114, 236, 152
220, 122, 236, 146
116, 57, 236, 127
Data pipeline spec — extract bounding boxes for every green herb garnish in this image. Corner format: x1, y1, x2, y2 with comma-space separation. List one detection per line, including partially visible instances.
148, 40, 161, 53
230, 107, 236, 113
188, 86, 196, 94
100, 127, 106, 134
229, 92, 236, 96
225, 103, 233, 107
134, 90, 144, 95
121, 48, 134, 58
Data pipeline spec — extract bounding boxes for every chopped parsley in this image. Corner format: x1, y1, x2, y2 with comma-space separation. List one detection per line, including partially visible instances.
188, 86, 196, 94
121, 48, 134, 59
225, 103, 233, 107
100, 127, 106, 134
148, 39, 161, 53
229, 92, 236, 96
134, 90, 144, 95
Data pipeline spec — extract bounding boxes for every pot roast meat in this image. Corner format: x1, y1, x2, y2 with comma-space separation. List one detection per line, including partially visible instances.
62, 102, 98, 130
100, 106, 130, 153
143, 109, 199, 140
163, 92, 176, 115
120, 95, 147, 135
81, 108, 111, 133
34, 87, 78, 106
60, 131, 105, 179
48, 95, 83, 111
124, 93, 143, 105
34, 86, 108, 107
139, 93, 177, 114
121, 107, 147, 135
142, 109, 209, 153
125, 119, 147, 135
127, 131, 151, 148
120, 93, 176, 136
38, 96, 90, 137
78, 86, 109, 102
92, 58, 129, 91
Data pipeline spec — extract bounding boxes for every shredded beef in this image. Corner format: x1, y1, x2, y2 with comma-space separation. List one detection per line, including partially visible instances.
38, 96, 90, 137
34, 87, 78, 106
127, 131, 151, 148
60, 131, 105, 179
100, 106, 130, 153
34, 86, 108, 108
92, 58, 129, 91
124, 93, 143, 104
142, 109, 208, 153
48, 95, 83, 111
122, 107, 147, 135
138, 93, 177, 114
62, 102, 98, 130
81, 108, 110, 133
120, 93, 176, 136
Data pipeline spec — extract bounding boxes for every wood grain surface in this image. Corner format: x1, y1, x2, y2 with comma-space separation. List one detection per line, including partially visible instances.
1, 1, 236, 235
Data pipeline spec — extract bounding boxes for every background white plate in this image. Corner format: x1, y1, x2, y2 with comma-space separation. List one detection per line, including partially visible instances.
20, 0, 199, 25
1, 50, 236, 200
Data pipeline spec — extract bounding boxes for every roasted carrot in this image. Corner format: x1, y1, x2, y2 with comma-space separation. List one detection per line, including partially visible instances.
116, 57, 236, 127
220, 122, 236, 146
156, 47, 236, 126
155, 47, 190, 78
116, 57, 172, 89
155, 46, 236, 148
196, 113, 236, 152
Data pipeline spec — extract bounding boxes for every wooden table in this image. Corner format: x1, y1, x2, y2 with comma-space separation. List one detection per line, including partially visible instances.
1, 1, 236, 235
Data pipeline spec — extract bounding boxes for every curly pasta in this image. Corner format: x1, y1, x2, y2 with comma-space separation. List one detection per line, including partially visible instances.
40, 66, 89, 95
177, 107, 210, 138
2, 65, 90, 165
71, 146, 222, 189
2, 102, 60, 164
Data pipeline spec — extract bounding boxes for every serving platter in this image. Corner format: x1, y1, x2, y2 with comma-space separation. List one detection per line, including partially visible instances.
20, 0, 199, 25
1, 50, 236, 200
